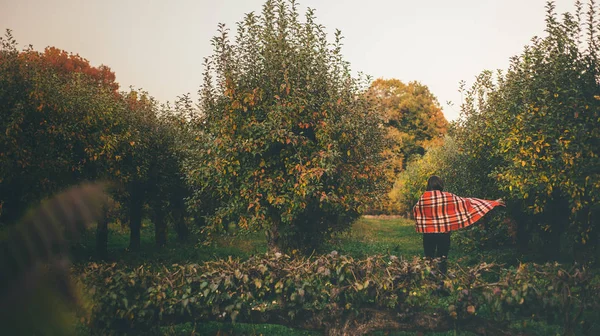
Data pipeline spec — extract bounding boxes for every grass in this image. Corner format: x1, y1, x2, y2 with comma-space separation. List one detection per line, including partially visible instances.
72, 219, 266, 266
160, 323, 480, 336
73, 217, 428, 266
71, 217, 567, 335
326, 218, 522, 268
72, 217, 519, 267
161, 322, 319, 336
326, 217, 423, 258
74, 218, 428, 268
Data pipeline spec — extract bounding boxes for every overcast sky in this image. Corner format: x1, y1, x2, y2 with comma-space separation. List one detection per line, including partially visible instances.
1, 0, 579, 121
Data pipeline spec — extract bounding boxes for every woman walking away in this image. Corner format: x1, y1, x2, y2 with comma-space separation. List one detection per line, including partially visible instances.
413, 176, 504, 275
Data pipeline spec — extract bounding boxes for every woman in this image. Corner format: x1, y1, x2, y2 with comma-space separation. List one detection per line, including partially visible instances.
413, 176, 504, 274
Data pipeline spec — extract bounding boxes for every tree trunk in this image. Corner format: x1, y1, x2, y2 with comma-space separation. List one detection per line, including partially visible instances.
543, 191, 569, 261
0, 183, 25, 225
266, 213, 281, 253
153, 207, 167, 248
510, 203, 530, 254
128, 187, 144, 251
95, 205, 109, 258
544, 228, 562, 261
516, 219, 530, 254
173, 211, 189, 242
589, 206, 600, 262
266, 226, 280, 252
171, 194, 189, 241
264, 208, 282, 252
171, 187, 190, 241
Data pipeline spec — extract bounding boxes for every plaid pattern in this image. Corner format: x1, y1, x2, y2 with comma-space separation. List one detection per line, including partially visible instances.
413, 190, 501, 233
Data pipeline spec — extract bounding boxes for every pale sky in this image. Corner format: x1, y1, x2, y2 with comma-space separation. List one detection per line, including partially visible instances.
1, 0, 578, 121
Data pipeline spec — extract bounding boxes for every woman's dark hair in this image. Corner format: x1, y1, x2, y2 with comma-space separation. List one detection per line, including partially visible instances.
426, 175, 444, 191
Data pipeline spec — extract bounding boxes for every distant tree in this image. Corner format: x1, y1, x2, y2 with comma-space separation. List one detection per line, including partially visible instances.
368, 78, 448, 178
187, 0, 388, 251
30, 46, 119, 93
366, 78, 448, 214
94, 89, 192, 253
146, 98, 195, 247
389, 136, 457, 214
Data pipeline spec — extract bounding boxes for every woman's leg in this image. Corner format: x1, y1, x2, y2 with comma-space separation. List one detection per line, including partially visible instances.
437, 232, 451, 274
423, 233, 436, 259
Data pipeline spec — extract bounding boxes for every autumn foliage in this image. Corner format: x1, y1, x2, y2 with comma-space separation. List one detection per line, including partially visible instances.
368, 78, 448, 177
1, 0, 600, 334
0, 30, 190, 251
0, 31, 124, 224
22, 46, 119, 93
367, 79, 449, 213
186, 0, 389, 251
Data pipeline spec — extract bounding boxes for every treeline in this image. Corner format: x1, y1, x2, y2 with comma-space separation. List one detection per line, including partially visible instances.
4, 0, 597, 262
0, 31, 192, 255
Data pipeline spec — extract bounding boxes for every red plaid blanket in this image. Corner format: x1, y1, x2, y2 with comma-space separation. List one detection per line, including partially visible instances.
413, 191, 501, 233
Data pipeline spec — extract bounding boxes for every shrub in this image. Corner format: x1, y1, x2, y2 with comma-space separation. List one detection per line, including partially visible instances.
186, 0, 388, 252
80, 253, 599, 335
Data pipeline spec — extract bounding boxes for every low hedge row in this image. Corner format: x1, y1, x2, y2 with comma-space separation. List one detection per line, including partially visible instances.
78, 253, 599, 335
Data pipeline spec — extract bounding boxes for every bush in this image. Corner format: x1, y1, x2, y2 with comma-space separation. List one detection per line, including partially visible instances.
80, 253, 599, 335
186, 0, 388, 252
0, 31, 125, 225
452, 1, 600, 259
